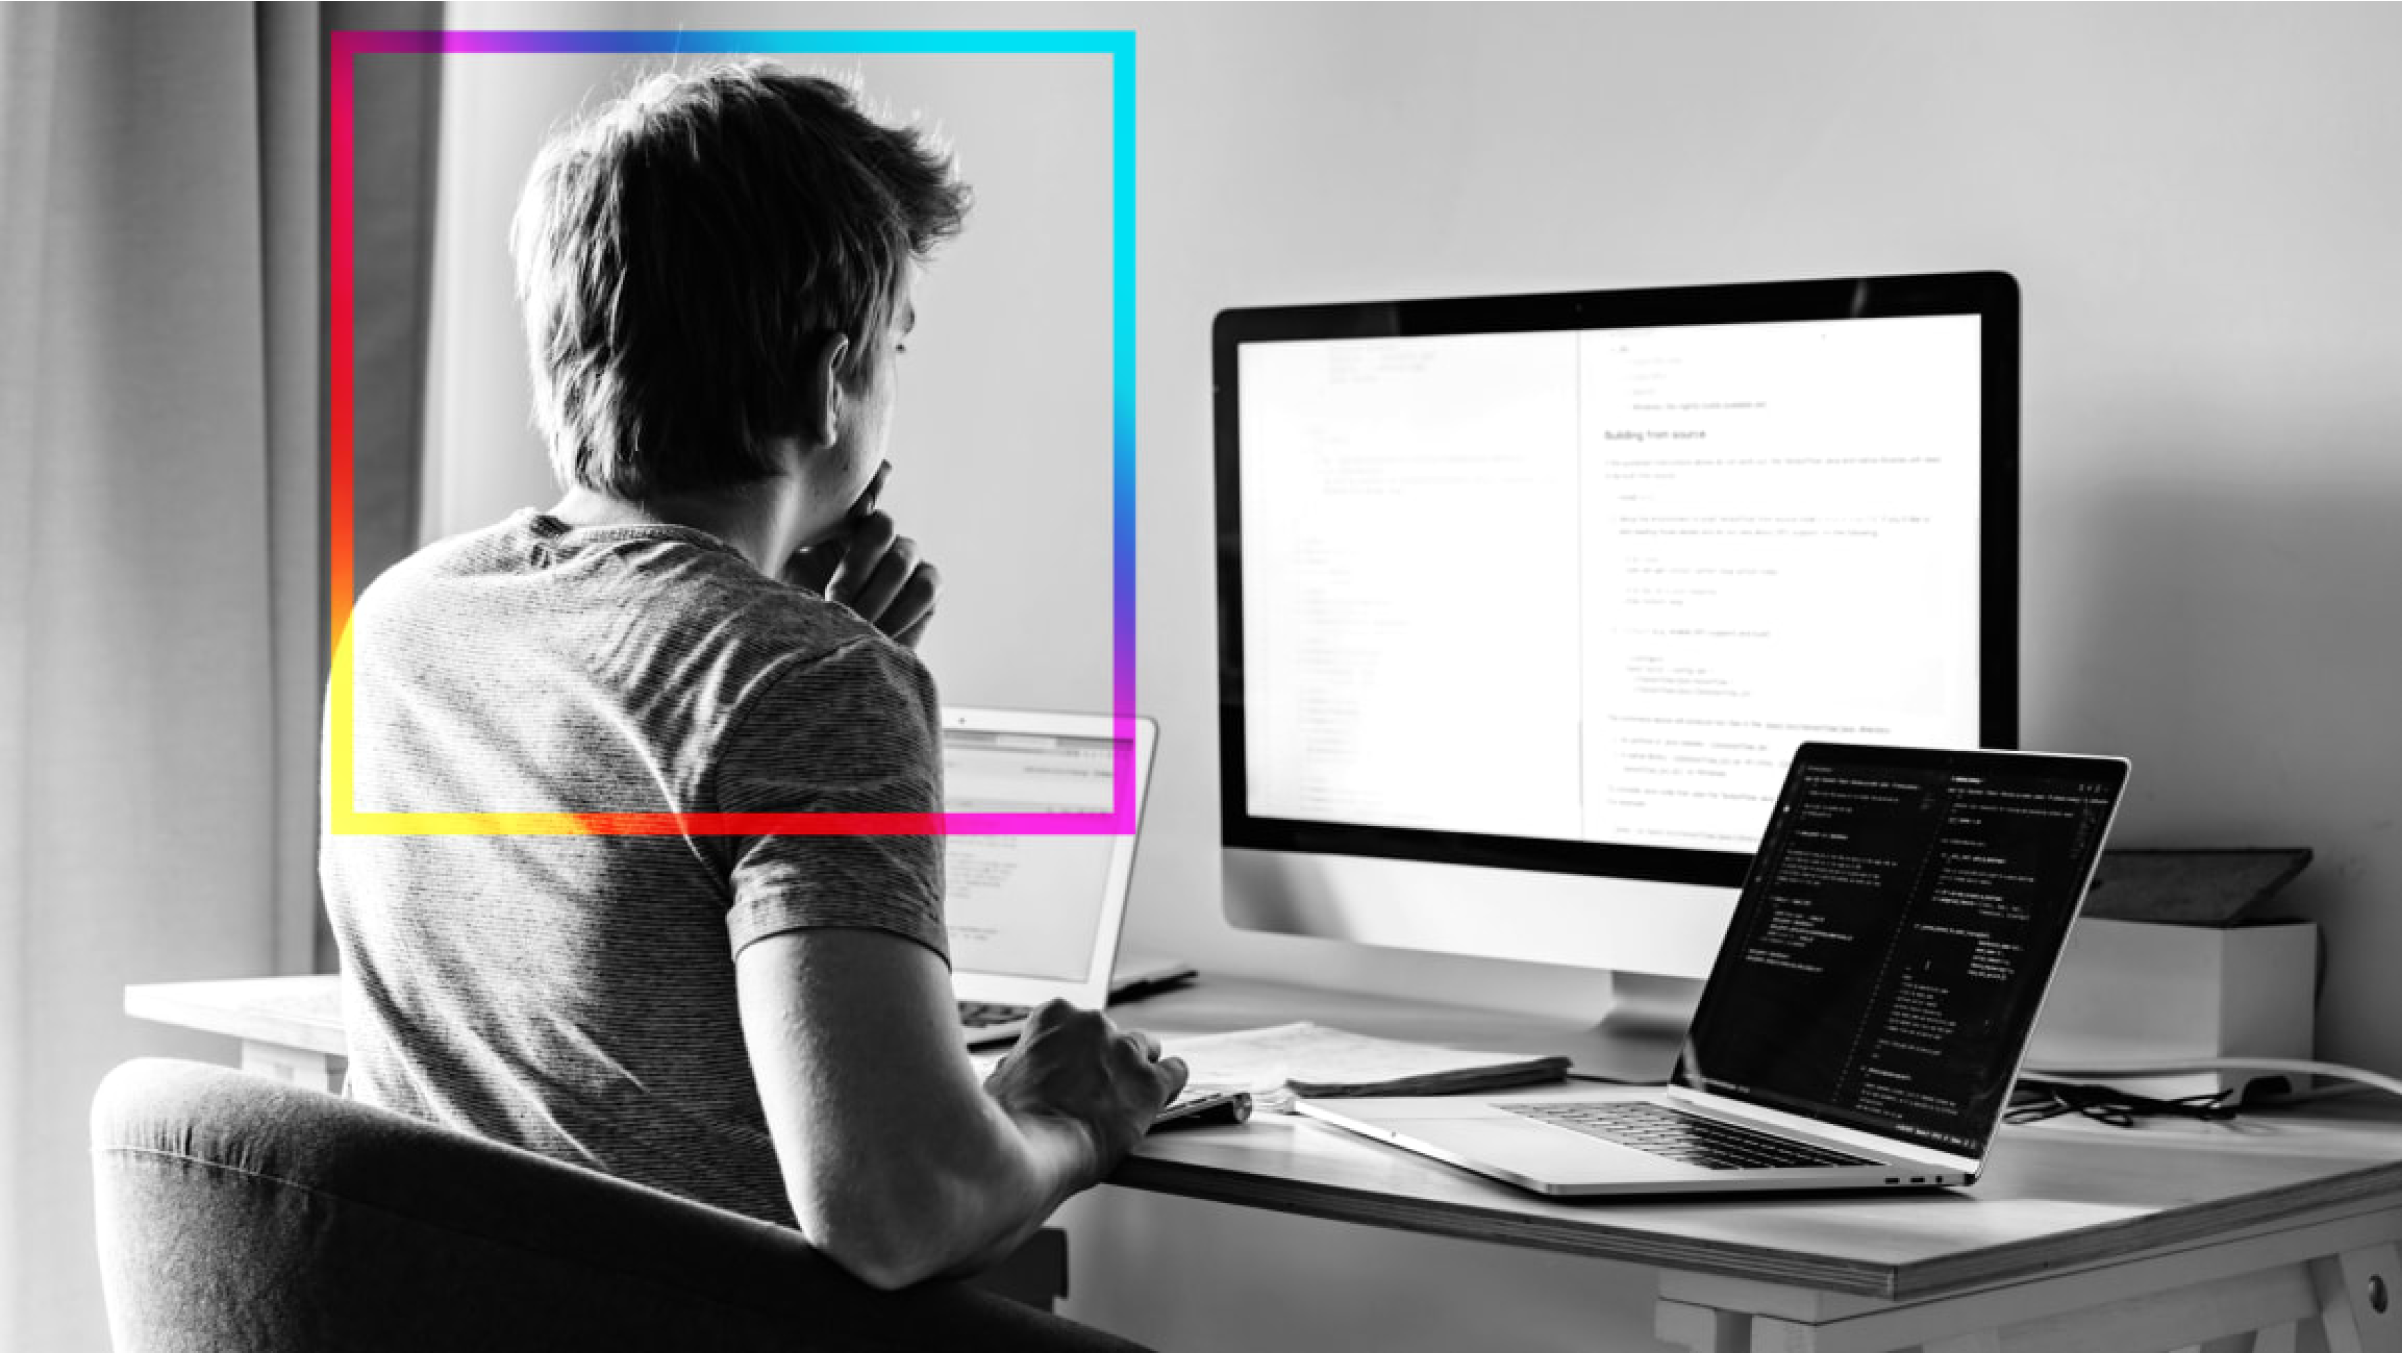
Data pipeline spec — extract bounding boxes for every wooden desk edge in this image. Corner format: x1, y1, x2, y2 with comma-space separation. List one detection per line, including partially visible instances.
124, 977, 348, 1058
1890, 1163, 2400, 1298
1110, 1153, 2402, 1302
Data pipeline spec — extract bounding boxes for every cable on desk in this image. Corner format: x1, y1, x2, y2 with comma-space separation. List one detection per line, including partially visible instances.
2007, 1079, 2239, 1128
2019, 1056, 2403, 1097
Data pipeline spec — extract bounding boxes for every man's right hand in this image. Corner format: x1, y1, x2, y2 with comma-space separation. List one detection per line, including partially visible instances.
783, 464, 941, 649
983, 1001, 1188, 1182
739, 934, 1173, 1289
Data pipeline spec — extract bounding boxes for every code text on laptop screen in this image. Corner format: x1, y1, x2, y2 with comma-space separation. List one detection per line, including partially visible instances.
1680, 753, 2121, 1154
941, 730, 1121, 981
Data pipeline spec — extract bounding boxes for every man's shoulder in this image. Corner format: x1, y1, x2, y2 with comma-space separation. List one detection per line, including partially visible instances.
354, 510, 919, 690
604, 533, 868, 658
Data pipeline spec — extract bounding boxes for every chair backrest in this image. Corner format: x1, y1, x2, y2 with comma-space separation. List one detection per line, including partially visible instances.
89, 1058, 1135, 1353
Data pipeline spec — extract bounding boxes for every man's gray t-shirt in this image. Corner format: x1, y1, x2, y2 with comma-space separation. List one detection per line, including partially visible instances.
321, 508, 946, 1227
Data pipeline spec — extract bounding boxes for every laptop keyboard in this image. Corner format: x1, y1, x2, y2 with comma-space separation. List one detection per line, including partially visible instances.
1505, 1102, 1878, 1171
958, 1001, 1030, 1031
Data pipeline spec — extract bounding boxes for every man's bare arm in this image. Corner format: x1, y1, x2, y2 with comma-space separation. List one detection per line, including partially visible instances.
735, 927, 1182, 1289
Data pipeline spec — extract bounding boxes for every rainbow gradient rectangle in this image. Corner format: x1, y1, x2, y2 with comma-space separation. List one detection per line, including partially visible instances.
329, 29, 1136, 837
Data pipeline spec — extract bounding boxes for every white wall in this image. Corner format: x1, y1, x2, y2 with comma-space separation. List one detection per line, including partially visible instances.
429, 6, 2399, 1349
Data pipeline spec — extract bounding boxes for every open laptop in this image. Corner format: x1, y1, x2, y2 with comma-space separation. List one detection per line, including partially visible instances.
1297, 743, 2129, 1197
937, 707, 1183, 1047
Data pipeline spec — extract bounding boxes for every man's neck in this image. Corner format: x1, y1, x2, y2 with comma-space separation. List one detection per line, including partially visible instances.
547, 479, 809, 578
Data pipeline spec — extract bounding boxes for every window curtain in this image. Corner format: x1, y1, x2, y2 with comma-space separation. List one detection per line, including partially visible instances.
0, 4, 435, 1346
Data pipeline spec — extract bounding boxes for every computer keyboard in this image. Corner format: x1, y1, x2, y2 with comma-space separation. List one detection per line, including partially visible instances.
957, 1001, 1030, 1032
1504, 1101, 1876, 1170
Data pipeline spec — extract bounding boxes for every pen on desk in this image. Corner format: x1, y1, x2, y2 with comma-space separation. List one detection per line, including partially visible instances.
1154, 1089, 1253, 1129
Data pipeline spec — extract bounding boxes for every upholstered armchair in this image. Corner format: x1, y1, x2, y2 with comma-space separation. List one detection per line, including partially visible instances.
91, 1058, 1142, 1353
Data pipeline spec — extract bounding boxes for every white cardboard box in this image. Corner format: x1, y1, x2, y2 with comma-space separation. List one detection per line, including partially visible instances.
2024, 917, 2318, 1098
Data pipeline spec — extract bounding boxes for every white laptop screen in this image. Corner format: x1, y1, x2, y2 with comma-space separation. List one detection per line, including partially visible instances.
1678, 747, 2125, 1156
942, 727, 1122, 982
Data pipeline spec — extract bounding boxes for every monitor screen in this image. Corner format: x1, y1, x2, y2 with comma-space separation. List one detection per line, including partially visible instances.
1214, 273, 2018, 956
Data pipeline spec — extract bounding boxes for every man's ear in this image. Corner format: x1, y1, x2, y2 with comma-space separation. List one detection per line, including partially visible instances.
800, 333, 850, 449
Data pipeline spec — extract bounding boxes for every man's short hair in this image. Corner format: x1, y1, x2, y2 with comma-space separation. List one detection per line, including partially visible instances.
512, 63, 970, 500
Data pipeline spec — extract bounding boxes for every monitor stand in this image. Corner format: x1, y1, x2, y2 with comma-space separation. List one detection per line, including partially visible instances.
1564, 972, 1703, 1084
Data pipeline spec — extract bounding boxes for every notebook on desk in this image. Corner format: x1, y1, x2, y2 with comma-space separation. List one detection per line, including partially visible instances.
938, 707, 1183, 1048
1297, 743, 2129, 1198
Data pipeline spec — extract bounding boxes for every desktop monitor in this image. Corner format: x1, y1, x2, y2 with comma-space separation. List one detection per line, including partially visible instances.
1211, 271, 2019, 1079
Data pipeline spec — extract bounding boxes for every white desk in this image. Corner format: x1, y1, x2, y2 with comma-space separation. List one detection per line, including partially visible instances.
129, 974, 2401, 1353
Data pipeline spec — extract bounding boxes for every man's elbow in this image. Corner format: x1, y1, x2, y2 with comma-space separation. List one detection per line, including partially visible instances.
794, 1184, 973, 1291
817, 1229, 945, 1292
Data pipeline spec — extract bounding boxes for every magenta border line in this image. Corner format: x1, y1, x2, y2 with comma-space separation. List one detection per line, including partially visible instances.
331, 29, 1136, 835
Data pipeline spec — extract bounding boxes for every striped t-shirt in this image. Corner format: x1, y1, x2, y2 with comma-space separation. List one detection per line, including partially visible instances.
321, 508, 947, 1226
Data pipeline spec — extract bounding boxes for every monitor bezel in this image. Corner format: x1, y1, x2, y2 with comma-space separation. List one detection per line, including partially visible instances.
1211, 270, 2020, 890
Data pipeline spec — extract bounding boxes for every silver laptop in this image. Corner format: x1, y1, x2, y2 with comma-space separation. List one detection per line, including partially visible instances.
938, 707, 1182, 1047
1298, 743, 2130, 1197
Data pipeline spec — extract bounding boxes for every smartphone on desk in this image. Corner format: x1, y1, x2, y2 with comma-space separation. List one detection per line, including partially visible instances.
971, 1050, 1251, 1130
1152, 1085, 1252, 1130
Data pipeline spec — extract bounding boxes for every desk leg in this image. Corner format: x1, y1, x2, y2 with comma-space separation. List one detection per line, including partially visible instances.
2206, 1328, 2295, 1353
1662, 1233, 2383, 1353
241, 1039, 345, 1094
1754, 1263, 2325, 1353
2309, 1243, 2400, 1353
1657, 1299, 1751, 1353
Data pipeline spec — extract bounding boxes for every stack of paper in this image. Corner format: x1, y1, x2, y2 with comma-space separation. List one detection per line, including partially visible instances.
1161, 1022, 1570, 1111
